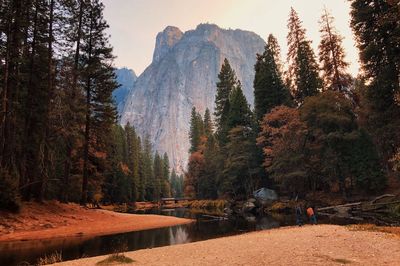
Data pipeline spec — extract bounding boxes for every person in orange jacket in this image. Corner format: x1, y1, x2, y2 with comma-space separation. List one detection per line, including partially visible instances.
307, 206, 317, 224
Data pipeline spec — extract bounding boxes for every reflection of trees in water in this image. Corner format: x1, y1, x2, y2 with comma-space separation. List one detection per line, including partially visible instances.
256, 216, 280, 230
169, 225, 190, 244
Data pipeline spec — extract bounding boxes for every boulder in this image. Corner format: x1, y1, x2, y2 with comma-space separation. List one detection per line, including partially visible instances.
253, 188, 278, 206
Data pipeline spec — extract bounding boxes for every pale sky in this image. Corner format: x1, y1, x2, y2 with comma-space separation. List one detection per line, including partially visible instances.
102, 0, 359, 76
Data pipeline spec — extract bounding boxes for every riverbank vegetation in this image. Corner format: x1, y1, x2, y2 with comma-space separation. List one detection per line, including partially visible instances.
185, 2, 400, 202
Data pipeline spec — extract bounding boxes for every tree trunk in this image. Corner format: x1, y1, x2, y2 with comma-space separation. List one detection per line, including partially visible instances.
81, 7, 94, 206
63, 0, 84, 202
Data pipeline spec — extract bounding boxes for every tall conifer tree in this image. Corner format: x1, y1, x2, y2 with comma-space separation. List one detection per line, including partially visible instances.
80, 0, 117, 205
287, 7, 322, 103
350, 0, 400, 166
203, 108, 213, 137
254, 34, 291, 121
319, 8, 352, 92
214, 58, 238, 145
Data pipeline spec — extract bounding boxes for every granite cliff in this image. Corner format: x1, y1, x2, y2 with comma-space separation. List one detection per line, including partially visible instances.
120, 24, 265, 172
113, 68, 137, 114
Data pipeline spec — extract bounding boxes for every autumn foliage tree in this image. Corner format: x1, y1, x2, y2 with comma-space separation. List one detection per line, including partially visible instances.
257, 106, 309, 194
258, 92, 385, 196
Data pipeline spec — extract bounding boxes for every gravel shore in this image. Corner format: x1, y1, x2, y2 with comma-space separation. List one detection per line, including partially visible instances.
53, 224, 400, 266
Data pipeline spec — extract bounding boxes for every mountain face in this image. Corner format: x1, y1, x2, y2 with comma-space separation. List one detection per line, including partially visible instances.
113, 68, 137, 113
120, 24, 265, 172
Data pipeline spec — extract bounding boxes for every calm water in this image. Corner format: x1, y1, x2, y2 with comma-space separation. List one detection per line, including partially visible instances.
0, 208, 342, 266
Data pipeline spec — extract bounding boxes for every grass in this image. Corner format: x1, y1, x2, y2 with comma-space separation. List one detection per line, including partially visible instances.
267, 200, 301, 213
188, 200, 227, 210
37, 251, 62, 265
96, 253, 134, 265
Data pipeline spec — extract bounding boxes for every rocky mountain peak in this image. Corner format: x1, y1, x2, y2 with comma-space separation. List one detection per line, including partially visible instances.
121, 24, 265, 173
153, 26, 183, 62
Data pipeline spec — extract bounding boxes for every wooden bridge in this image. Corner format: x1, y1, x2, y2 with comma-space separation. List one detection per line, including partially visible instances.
160, 197, 192, 204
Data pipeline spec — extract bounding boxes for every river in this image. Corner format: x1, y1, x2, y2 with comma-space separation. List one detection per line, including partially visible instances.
0, 208, 339, 266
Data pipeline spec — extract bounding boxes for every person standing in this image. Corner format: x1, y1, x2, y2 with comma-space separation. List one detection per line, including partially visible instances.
295, 206, 303, 226
307, 206, 317, 224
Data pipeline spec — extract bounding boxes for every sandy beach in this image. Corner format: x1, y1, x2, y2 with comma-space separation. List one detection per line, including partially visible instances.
0, 201, 193, 242
53, 224, 400, 266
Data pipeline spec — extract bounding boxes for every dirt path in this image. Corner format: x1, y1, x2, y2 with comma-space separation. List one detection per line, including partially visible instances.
54, 224, 400, 266
0, 201, 192, 242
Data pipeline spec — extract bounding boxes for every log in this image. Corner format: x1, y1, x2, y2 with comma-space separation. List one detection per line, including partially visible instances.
370, 194, 396, 204
370, 200, 400, 207
317, 202, 362, 212
202, 214, 228, 220
318, 211, 364, 221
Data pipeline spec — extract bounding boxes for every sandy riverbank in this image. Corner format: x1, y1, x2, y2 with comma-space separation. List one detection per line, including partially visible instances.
53, 224, 400, 266
0, 201, 193, 242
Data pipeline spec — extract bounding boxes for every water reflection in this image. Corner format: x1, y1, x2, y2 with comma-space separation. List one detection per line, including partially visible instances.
0, 209, 294, 266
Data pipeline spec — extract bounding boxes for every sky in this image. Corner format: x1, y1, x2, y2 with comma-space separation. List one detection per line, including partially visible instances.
102, 0, 359, 76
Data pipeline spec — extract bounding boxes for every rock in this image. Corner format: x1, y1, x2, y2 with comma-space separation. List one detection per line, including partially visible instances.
253, 188, 278, 206
153, 26, 183, 63
243, 213, 256, 222
223, 207, 233, 215
120, 23, 265, 173
247, 198, 257, 203
242, 201, 256, 213
113, 68, 137, 114
43, 223, 53, 229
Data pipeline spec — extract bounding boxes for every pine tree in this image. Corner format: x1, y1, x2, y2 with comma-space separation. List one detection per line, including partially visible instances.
221, 83, 257, 199
162, 152, 171, 197
201, 131, 219, 199
222, 126, 256, 199
152, 152, 163, 200
267, 34, 284, 76
59, 0, 86, 203
350, 0, 400, 167
104, 125, 130, 203
170, 169, 179, 197
287, 7, 322, 103
214, 58, 238, 145
125, 123, 139, 201
141, 135, 153, 201
137, 137, 146, 201
319, 8, 352, 92
189, 107, 204, 153
254, 34, 291, 121
203, 108, 213, 137
226, 83, 253, 130
295, 41, 322, 101
80, 0, 118, 205
22, 0, 54, 201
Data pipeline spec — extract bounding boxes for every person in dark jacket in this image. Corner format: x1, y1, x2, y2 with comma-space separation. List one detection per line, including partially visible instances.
295, 206, 303, 226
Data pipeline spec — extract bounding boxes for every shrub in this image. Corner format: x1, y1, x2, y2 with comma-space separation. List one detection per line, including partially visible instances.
96, 253, 134, 265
